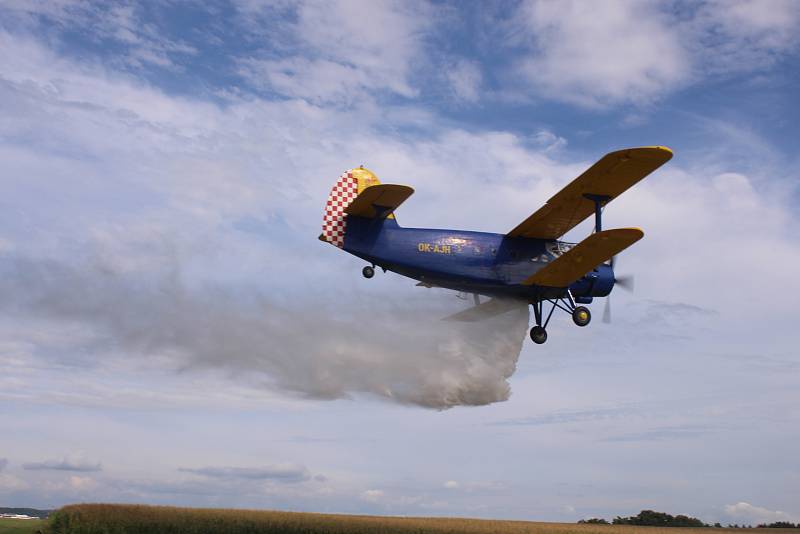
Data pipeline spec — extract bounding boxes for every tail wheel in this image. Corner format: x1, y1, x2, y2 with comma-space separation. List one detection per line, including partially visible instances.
572, 306, 591, 327
530, 325, 547, 344
362, 266, 375, 279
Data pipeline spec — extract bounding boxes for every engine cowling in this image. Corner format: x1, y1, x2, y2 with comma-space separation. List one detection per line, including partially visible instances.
569, 263, 615, 298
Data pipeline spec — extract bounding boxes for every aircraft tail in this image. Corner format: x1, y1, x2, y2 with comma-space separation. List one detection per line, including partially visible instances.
320, 167, 382, 248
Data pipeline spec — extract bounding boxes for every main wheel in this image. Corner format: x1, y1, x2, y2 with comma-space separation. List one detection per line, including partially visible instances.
530, 325, 547, 344
572, 306, 591, 327
362, 265, 375, 279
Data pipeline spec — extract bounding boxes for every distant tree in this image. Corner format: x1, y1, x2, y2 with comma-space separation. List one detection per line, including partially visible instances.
756, 522, 799, 529
714, 523, 723, 528
578, 518, 609, 524
612, 510, 707, 527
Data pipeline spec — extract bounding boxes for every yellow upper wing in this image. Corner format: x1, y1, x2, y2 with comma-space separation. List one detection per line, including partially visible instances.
523, 228, 644, 287
344, 184, 414, 219
508, 146, 672, 240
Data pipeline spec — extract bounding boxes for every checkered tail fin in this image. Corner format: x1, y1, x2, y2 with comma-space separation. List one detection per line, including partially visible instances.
320, 167, 381, 248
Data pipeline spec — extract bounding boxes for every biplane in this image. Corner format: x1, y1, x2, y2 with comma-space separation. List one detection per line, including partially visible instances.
319, 147, 672, 344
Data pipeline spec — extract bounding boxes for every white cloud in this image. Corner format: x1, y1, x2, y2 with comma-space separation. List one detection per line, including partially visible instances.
444, 59, 482, 102
515, 0, 688, 107
511, 0, 800, 107
69, 475, 96, 491
0, 2, 196, 70
686, 0, 800, 75
530, 130, 567, 153
725, 502, 797, 524
237, 0, 433, 104
239, 57, 382, 106
361, 489, 385, 502
0, 473, 28, 491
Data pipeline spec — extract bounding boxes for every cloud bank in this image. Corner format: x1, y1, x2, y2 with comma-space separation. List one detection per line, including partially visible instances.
179, 464, 311, 483
725, 502, 798, 525
23, 457, 102, 472
512, 0, 800, 107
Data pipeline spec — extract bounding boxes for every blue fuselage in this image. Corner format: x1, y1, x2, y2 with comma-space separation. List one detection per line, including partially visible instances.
343, 217, 615, 302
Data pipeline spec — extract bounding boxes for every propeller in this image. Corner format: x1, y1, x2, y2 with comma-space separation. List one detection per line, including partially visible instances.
615, 274, 635, 292
603, 255, 635, 324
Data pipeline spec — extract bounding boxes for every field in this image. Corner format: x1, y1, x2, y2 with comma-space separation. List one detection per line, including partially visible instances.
0, 518, 45, 534
37, 504, 800, 534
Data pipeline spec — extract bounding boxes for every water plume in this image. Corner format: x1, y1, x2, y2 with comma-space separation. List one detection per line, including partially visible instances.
0, 256, 529, 409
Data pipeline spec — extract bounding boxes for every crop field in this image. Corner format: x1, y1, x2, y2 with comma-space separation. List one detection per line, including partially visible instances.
0, 518, 45, 534
39, 504, 800, 534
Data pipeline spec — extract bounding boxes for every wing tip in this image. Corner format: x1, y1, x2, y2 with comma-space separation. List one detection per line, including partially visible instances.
613, 146, 674, 163
628, 227, 645, 241
603, 227, 645, 241
636, 145, 674, 162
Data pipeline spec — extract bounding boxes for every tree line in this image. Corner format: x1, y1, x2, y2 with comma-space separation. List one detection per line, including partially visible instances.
578, 510, 800, 528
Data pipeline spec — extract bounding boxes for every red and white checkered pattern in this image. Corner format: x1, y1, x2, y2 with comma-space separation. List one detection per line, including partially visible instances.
322, 170, 359, 248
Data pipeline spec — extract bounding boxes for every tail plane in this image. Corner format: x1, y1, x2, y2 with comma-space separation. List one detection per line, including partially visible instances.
320, 167, 381, 248
320, 167, 413, 248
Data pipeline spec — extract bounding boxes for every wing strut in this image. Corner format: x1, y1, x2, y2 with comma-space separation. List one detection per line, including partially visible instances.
584, 194, 610, 233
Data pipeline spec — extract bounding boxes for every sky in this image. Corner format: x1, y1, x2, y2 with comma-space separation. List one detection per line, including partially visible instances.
0, 0, 799, 526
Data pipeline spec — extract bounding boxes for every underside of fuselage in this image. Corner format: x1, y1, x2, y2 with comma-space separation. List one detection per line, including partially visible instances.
342, 217, 615, 303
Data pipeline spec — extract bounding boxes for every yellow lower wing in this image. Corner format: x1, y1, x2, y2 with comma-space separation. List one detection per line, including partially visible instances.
523, 228, 644, 287
344, 184, 414, 219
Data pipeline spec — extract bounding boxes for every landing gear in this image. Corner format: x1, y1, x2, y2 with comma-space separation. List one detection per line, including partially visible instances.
530, 299, 549, 344
530, 325, 547, 344
362, 265, 375, 279
529, 291, 591, 344
572, 306, 591, 327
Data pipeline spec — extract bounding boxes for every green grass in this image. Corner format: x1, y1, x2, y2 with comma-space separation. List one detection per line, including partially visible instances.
42, 504, 800, 534
0, 518, 45, 534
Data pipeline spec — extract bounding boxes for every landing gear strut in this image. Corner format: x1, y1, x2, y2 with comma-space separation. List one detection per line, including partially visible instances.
530, 299, 547, 344
529, 291, 591, 344
362, 265, 375, 279
527, 194, 609, 343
